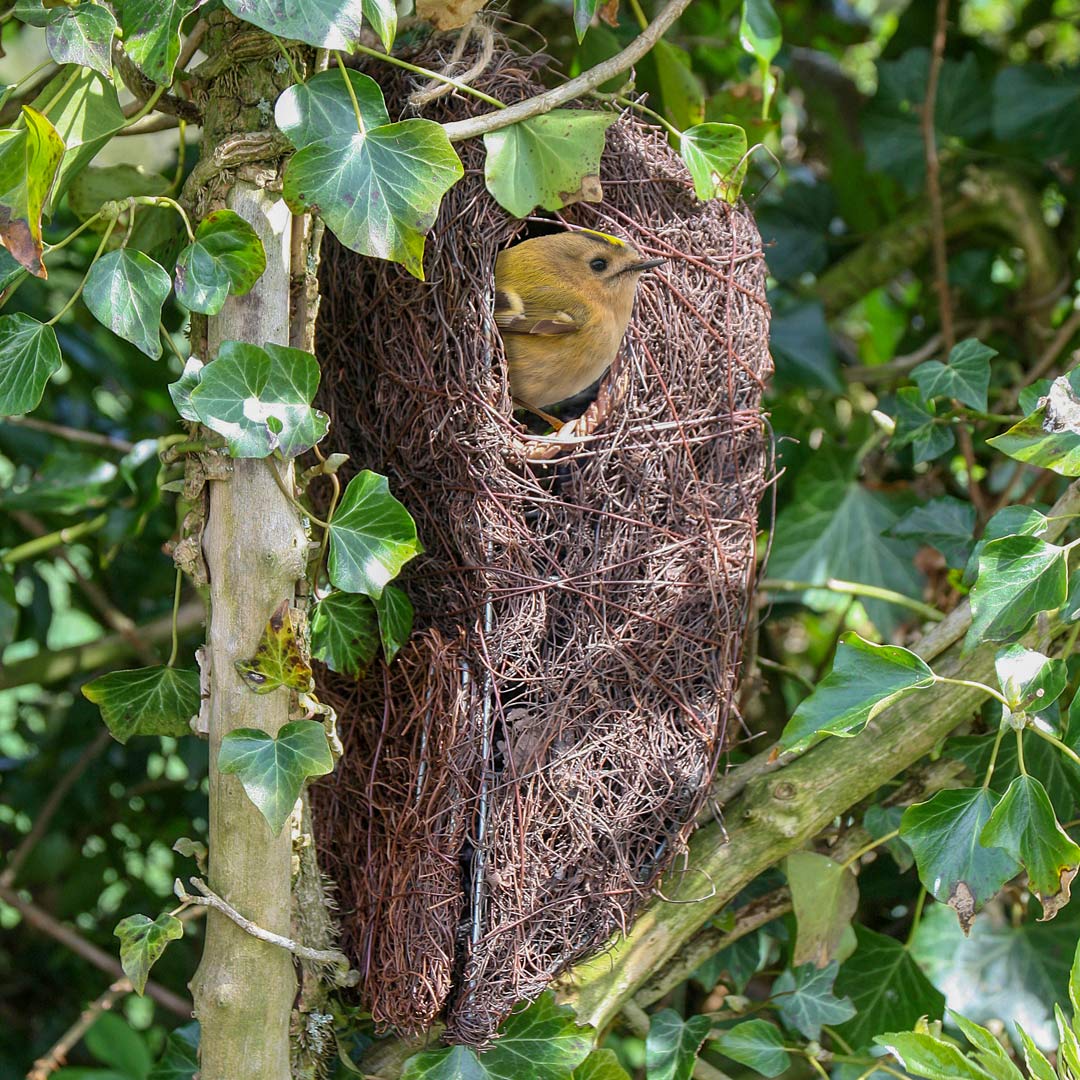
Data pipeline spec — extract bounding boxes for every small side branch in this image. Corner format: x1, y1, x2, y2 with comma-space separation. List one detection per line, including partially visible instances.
176, 878, 358, 985
28, 978, 131, 1080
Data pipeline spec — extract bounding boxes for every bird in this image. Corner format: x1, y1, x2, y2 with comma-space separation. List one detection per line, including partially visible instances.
494, 230, 664, 429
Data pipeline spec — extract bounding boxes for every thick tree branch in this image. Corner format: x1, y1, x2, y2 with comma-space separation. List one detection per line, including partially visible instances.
440, 0, 693, 141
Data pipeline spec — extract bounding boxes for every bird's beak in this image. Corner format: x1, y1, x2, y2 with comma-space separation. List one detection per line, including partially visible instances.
632, 258, 665, 272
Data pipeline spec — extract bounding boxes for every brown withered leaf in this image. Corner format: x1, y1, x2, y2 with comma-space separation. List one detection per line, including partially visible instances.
235, 600, 314, 695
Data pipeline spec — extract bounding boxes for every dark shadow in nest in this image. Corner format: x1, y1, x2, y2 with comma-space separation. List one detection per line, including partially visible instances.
309, 32, 772, 1045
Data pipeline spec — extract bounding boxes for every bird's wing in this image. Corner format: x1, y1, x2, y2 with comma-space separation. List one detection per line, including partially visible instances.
493, 286, 584, 336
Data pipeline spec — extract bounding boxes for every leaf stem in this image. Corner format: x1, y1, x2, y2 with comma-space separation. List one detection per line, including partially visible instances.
351, 42, 506, 110
335, 52, 368, 135
982, 722, 1007, 789
160, 321, 187, 366
132, 195, 195, 242
759, 578, 944, 622
933, 675, 1010, 707
273, 36, 304, 86
839, 828, 901, 871
1028, 724, 1080, 772
1016, 725, 1027, 776
167, 568, 183, 668
626, 0, 650, 30
122, 84, 167, 130
905, 885, 927, 946
270, 460, 330, 530
46, 218, 118, 326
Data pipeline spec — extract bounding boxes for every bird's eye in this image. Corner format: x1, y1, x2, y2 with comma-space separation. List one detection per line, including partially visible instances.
589, 257, 608, 272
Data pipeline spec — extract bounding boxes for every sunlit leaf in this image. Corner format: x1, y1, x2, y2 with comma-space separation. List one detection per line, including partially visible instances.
83, 248, 171, 358
235, 601, 313, 694
900, 787, 1019, 933
785, 850, 859, 966
911, 339, 995, 412
994, 645, 1067, 713
573, 0, 599, 42
225, 0, 395, 51
572, 1049, 629, 1080
275, 69, 389, 150
680, 123, 747, 203
82, 666, 200, 743
168, 355, 204, 421
948, 1012, 1025, 1080
874, 1030, 993, 1080
46, 3, 118, 78
174, 209, 266, 314
327, 470, 422, 599
712, 1020, 788, 1078
483, 110, 615, 219
310, 591, 379, 679
0, 312, 62, 416
114, 912, 184, 995
778, 633, 935, 755
119, 0, 203, 84
988, 368, 1080, 476
218, 720, 334, 835
738, 0, 781, 114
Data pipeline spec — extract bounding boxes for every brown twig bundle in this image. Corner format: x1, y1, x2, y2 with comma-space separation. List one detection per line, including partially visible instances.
311, 36, 772, 1044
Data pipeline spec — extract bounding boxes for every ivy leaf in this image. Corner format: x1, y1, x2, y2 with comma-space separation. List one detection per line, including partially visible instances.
887, 497, 977, 569
483, 110, 616, 219
965, 536, 1068, 650
994, 645, 1067, 713
890, 387, 955, 464
911, 339, 996, 412
963, 505, 1051, 588
0, 106, 65, 277
235, 601, 313, 694
573, 0, 598, 42
168, 355, 204, 421
174, 209, 267, 314
401, 992, 592, 1080
373, 583, 413, 662
327, 470, 422, 599
225, 0, 394, 51
0, 449, 118, 513
652, 40, 705, 132
900, 787, 1019, 933
283, 120, 463, 280
0, 312, 62, 416
988, 368, 1080, 476
948, 1012, 1025, 1080
1017, 1025, 1056, 1080
778, 633, 935, 755
218, 719, 335, 835
864, 804, 914, 872
148, 1021, 199, 1080
83, 249, 172, 359
712, 1020, 788, 1078
679, 123, 748, 203
645, 1010, 712, 1080
980, 774, 1080, 919
82, 666, 200, 744
114, 913, 184, 995
360, 0, 396, 52
833, 926, 945, 1049
187, 340, 329, 458
46, 3, 118, 79
772, 961, 856, 1040
310, 591, 379, 678
738, 0, 781, 114
275, 69, 390, 149
85, 1010, 153, 1078
119, 0, 203, 85
785, 850, 858, 967
573, 1050, 629, 1080
874, 1030, 993, 1080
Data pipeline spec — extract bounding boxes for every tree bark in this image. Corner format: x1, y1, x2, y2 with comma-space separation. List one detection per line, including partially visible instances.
188, 185, 308, 1080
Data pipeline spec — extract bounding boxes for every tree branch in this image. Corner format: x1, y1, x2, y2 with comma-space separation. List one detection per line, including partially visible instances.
440, 0, 693, 141
27, 978, 131, 1080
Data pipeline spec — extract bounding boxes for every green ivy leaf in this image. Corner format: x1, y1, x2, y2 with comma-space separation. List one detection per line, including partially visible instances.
980, 774, 1080, 919
965, 536, 1068, 650
0, 449, 118, 514
310, 591, 379, 678
174, 209, 267, 314
887, 497, 977, 569
235, 601, 314, 694
114, 913, 184, 995
186, 340, 329, 458
874, 1030, 992, 1080
573, 1049, 629, 1080
218, 719, 334, 835
572, 0, 598, 42
85, 1010, 153, 1078
1016, 1024, 1056, 1080
373, 583, 413, 662
778, 633, 935, 755
833, 925, 945, 1049
168, 355, 203, 421
46, 3, 118, 79
864, 803, 914, 872
911, 339, 996, 412
784, 850, 858, 967
712, 1020, 788, 1078
772, 961, 856, 1040
890, 387, 955, 464
994, 645, 1068, 713
679, 123, 748, 203
948, 1012, 1024, 1080
988, 368, 1080, 476
148, 1020, 199, 1080
0, 312, 62, 416
83, 249, 172, 359
82, 666, 199, 744
900, 787, 1019, 933
738, 0, 781, 115
225, 0, 394, 51
119, 0, 203, 85
327, 470, 421, 599
962, 504, 1051, 588
283, 120, 463, 280
483, 110, 615, 219
652, 40, 705, 132
401, 992, 592, 1080
0, 106, 65, 277
645, 1010, 711, 1080
275, 69, 390, 149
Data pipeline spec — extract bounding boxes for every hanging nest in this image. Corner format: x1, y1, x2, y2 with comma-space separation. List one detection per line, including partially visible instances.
310, 34, 772, 1044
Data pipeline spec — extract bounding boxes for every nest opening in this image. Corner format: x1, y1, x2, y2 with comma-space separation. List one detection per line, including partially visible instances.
311, 33, 773, 1045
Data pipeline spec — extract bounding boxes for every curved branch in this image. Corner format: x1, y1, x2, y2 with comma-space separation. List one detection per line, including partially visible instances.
440, 0, 693, 142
